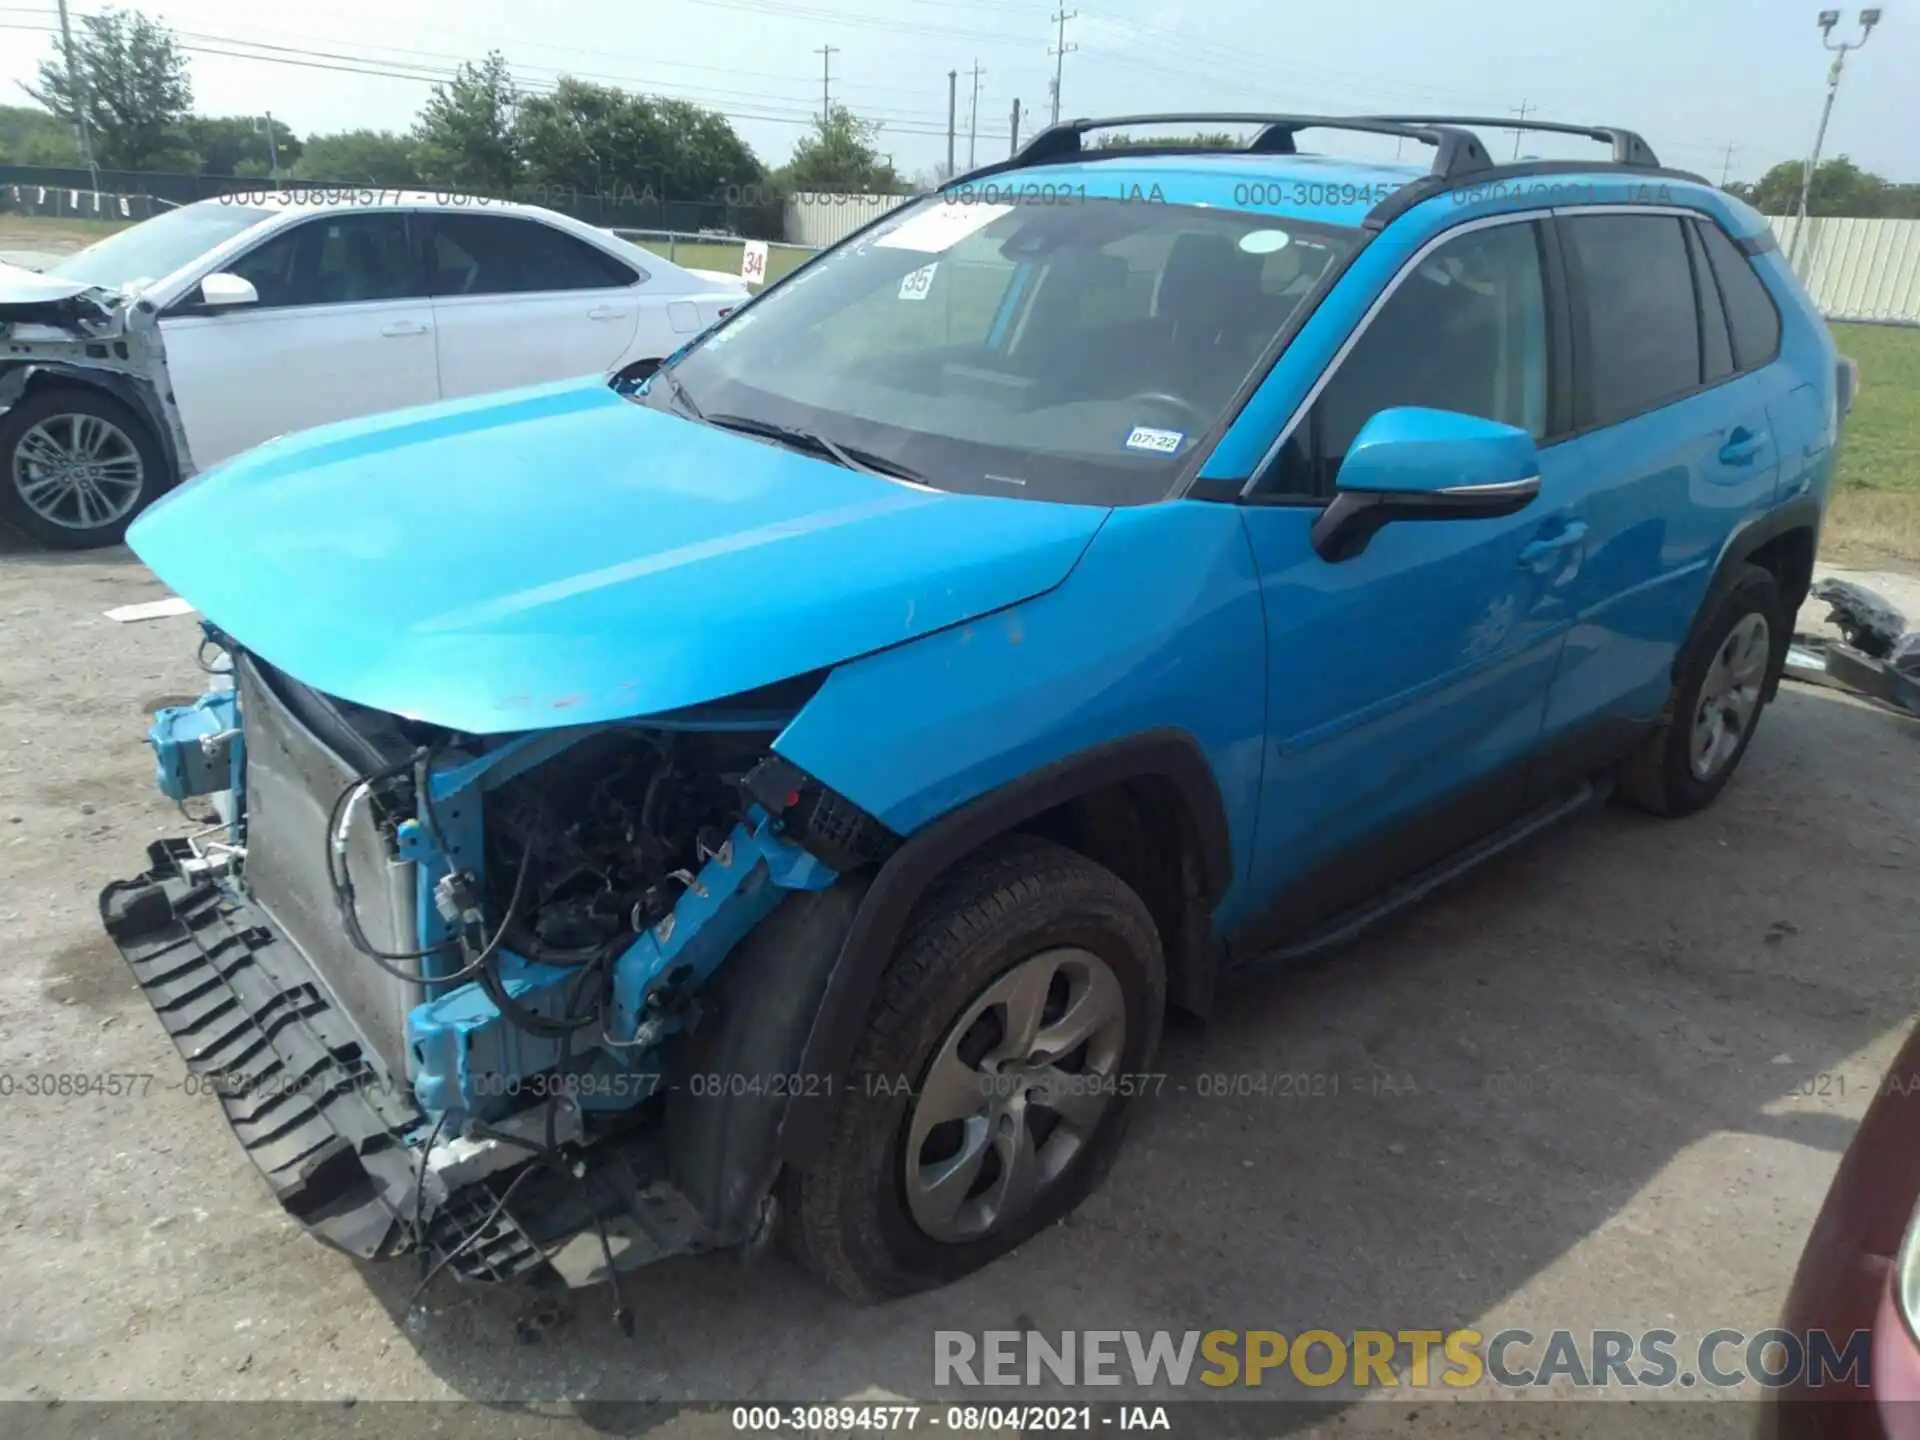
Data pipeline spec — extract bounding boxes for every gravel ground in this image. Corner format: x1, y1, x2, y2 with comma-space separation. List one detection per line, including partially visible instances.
0, 532, 1915, 1436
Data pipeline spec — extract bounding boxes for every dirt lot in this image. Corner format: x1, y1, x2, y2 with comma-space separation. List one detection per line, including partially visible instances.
0, 532, 1916, 1434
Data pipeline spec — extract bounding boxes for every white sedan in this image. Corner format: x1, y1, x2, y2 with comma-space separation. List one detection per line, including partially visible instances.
0, 193, 747, 547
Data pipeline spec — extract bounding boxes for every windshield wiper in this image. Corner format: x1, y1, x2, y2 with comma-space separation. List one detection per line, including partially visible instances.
703, 413, 929, 487
655, 366, 704, 420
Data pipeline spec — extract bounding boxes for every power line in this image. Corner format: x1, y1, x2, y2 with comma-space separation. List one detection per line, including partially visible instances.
0, 22, 1012, 139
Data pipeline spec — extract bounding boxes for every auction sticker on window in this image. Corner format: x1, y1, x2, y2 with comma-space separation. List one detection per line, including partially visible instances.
877, 203, 1013, 254
1124, 426, 1186, 455
898, 262, 939, 300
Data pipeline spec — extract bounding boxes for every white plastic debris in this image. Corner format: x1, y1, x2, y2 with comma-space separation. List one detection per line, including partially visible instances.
105, 596, 195, 623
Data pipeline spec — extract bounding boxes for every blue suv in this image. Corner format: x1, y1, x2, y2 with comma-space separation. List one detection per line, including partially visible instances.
102, 114, 1852, 1306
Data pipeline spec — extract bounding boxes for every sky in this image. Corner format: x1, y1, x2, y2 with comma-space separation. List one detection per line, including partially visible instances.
1, 0, 1915, 187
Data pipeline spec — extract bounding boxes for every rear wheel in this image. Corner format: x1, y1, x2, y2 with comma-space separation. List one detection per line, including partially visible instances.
0, 386, 167, 549
1617, 562, 1786, 816
786, 836, 1165, 1302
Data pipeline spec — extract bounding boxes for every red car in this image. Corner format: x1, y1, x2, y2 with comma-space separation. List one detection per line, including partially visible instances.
1767, 1025, 1920, 1437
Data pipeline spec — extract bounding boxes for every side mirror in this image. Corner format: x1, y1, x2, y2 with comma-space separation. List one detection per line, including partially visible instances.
1311, 406, 1541, 563
198, 272, 259, 309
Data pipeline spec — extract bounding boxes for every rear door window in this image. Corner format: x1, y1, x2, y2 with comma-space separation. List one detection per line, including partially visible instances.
1564, 214, 1701, 426
428, 214, 638, 296
1684, 221, 1735, 385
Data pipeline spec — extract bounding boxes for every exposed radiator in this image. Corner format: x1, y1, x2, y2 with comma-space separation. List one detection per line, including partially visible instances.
239, 657, 421, 1081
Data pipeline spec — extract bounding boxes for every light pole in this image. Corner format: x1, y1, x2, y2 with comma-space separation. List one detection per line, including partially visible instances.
1789, 8, 1881, 271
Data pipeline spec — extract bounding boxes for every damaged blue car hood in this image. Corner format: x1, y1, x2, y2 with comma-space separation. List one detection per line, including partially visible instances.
130, 379, 1110, 734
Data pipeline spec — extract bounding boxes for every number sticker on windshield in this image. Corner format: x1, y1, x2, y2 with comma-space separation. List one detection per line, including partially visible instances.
1125, 426, 1186, 455
898, 263, 939, 300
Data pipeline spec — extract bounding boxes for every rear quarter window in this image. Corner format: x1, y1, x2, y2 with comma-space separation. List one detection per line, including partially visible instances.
1696, 220, 1783, 371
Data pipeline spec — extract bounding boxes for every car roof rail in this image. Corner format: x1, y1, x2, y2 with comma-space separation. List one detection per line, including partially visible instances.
1361, 115, 1662, 168
948, 113, 1495, 187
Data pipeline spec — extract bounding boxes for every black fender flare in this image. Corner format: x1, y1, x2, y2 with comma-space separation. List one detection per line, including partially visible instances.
774, 727, 1233, 1165
1685, 494, 1822, 697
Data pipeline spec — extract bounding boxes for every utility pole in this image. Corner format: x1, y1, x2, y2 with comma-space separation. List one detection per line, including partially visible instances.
815, 44, 837, 124
1048, 9, 1077, 126
1719, 141, 1739, 187
55, 0, 99, 189
1507, 98, 1534, 161
946, 69, 958, 179
258, 111, 281, 179
967, 61, 985, 169
1790, 8, 1881, 272
1010, 98, 1022, 155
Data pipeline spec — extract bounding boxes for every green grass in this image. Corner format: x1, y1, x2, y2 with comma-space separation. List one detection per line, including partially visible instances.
0, 211, 132, 253
1825, 322, 1920, 569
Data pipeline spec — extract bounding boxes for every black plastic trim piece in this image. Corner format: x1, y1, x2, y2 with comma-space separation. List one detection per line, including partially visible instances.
1363, 115, 1661, 168
949, 112, 1492, 190
99, 839, 429, 1261
776, 729, 1233, 1163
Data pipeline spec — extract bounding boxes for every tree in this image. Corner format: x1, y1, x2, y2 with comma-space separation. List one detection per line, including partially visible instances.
776, 105, 901, 194
294, 129, 421, 186
182, 114, 302, 177
23, 8, 193, 170
413, 51, 519, 194
516, 78, 760, 200
1738, 155, 1899, 217
0, 103, 81, 165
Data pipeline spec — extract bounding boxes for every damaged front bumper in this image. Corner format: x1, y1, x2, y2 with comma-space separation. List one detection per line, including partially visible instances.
0, 273, 195, 483
98, 645, 881, 1289
99, 839, 721, 1286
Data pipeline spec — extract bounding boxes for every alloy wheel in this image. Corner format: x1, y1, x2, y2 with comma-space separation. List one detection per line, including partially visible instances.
12, 412, 146, 532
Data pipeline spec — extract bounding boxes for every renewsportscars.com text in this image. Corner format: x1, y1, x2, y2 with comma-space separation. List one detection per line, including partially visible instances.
933, 1328, 1872, 1391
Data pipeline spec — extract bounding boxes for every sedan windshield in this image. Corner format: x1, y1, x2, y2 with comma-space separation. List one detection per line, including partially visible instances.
660, 194, 1357, 505
46, 202, 274, 294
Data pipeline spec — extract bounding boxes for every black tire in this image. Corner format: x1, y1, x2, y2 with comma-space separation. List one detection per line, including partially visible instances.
0, 386, 169, 549
786, 835, 1166, 1302
1616, 561, 1787, 817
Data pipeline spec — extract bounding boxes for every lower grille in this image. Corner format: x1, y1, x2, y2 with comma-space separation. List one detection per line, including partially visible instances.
239, 657, 420, 1081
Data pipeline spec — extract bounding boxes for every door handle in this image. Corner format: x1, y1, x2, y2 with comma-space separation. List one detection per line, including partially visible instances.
1518, 520, 1588, 571
587, 306, 630, 321
380, 320, 429, 338
1719, 427, 1765, 466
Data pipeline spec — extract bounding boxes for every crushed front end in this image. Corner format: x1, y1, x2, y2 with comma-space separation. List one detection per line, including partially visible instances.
101, 635, 891, 1291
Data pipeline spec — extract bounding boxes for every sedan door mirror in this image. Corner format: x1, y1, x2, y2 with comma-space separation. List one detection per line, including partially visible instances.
1311, 406, 1541, 563
198, 272, 259, 309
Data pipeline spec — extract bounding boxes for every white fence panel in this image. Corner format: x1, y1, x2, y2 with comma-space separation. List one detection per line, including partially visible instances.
784, 191, 916, 248
1766, 215, 1920, 326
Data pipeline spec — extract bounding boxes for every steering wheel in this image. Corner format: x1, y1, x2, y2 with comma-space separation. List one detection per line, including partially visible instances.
1122, 391, 1209, 432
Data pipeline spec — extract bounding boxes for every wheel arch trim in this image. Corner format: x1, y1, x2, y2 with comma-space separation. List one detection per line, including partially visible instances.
775, 727, 1231, 1164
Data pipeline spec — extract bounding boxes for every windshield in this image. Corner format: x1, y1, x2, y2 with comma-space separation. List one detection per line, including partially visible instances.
659, 193, 1357, 505
46, 202, 274, 294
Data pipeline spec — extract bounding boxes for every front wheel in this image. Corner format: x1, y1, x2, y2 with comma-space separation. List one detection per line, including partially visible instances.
0, 386, 168, 549
787, 836, 1166, 1302
1617, 561, 1787, 816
